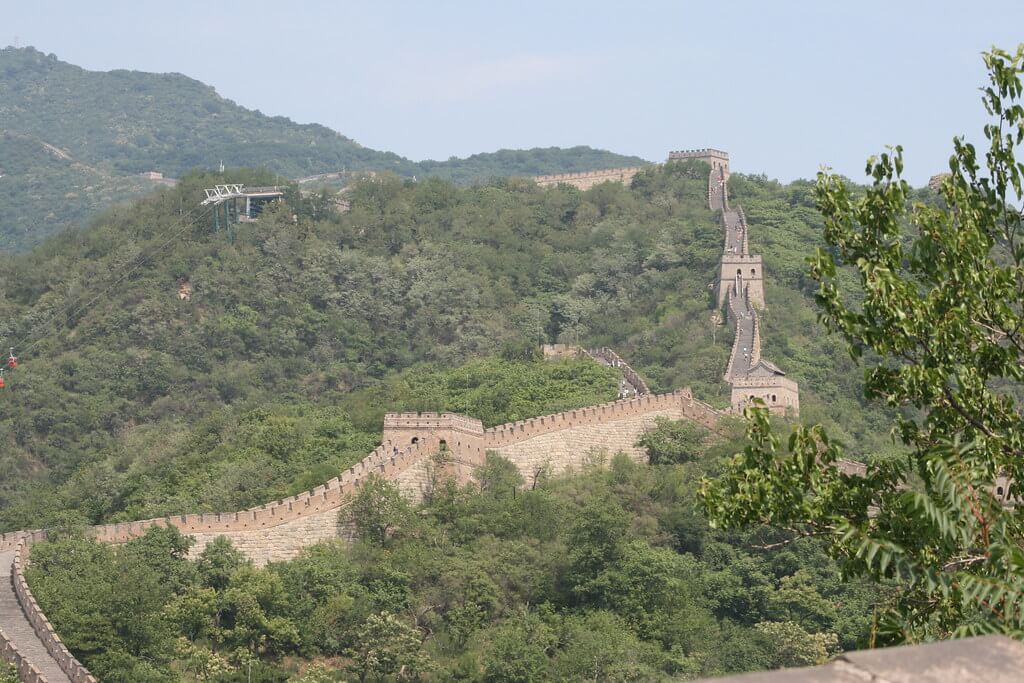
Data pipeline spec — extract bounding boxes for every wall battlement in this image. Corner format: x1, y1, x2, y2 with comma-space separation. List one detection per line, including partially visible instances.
586, 347, 651, 396
668, 148, 730, 173
717, 254, 765, 308
533, 167, 645, 190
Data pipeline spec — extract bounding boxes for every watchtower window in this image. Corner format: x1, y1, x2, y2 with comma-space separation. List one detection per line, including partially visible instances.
771, 394, 777, 403
751, 268, 756, 276
411, 437, 419, 444
737, 268, 742, 276
998, 486, 1005, 496
439, 439, 448, 450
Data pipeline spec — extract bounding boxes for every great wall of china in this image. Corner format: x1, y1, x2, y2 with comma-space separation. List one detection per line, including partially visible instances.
537, 150, 799, 414
0, 151, 798, 681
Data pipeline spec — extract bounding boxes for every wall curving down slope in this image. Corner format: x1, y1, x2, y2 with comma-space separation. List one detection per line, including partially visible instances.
0, 348, 721, 680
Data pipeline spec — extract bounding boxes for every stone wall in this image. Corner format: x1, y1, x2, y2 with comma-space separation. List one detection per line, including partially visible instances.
4, 383, 720, 577
706, 153, 798, 415
492, 406, 685, 482
717, 254, 765, 308
585, 347, 651, 395
186, 507, 356, 566
730, 376, 800, 414
0, 628, 47, 683
382, 413, 484, 452
532, 167, 645, 190
12, 535, 97, 682
668, 148, 730, 174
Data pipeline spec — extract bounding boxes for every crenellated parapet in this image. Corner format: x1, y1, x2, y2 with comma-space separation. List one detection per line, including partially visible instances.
717, 254, 765, 308
0, 625, 48, 683
585, 347, 651, 396
668, 148, 730, 174
7, 533, 96, 682
729, 375, 800, 414
532, 167, 645, 190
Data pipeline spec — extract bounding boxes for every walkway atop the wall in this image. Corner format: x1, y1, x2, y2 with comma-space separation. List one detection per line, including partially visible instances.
726, 285, 756, 379
0, 551, 71, 682
723, 209, 746, 255
706, 150, 798, 413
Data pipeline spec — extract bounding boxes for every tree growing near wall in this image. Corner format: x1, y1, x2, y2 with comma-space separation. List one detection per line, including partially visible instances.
637, 416, 708, 465
703, 45, 1024, 642
346, 612, 434, 682
346, 475, 416, 547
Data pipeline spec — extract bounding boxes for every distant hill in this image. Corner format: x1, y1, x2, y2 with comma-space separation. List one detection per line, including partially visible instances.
0, 46, 647, 250
0, 131, 166, 250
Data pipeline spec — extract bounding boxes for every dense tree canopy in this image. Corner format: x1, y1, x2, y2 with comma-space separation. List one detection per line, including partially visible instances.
0, 46, 646, 250
703, 46, 1024, 643
0, 158, 895, 534
28, 445, 877, 681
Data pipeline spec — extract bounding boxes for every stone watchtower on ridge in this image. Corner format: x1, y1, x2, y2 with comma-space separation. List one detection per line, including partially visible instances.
718, 254, 766, 309
668, 148, 730, 177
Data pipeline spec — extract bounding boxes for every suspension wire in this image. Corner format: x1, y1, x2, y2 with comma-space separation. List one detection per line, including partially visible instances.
9, 200, 216, 358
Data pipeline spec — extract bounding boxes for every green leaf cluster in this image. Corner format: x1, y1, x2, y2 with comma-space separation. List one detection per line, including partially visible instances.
704, 45, 1024, 643
27, 446, 875, 681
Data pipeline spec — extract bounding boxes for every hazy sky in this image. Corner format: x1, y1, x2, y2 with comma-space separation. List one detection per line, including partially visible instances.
6, 1, 1023, 184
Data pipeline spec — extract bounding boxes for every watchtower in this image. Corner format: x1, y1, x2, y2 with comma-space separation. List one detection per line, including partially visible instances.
730, 374, 800, 416
381, 413, 485, 451
717, 255, 765, 308
667, 148, 730, 176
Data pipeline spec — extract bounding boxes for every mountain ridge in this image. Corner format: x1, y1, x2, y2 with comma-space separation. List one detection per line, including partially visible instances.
0, 45, 647, 250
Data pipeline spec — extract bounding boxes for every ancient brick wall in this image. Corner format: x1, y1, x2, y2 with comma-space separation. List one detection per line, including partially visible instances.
717, 254, 765, 308
729, 376, 800, 414
706, 153, 798, 415
532, 167, 645, 190
9, 534, 96, 682
668, 148, 730, 175
491, 406, 685, 481
585, 347, 651, 395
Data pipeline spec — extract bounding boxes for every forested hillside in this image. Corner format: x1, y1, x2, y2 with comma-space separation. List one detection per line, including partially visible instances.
0, 160, 902, 532
0, 46, 646, 250
0, 131, 166, 250
0, 159, 911, 680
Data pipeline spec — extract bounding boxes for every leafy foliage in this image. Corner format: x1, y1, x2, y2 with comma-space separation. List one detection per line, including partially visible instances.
703, 46, 1024, 643
0, 157, 894, 535
637, 416, 708, 464
27, 447, 876, 681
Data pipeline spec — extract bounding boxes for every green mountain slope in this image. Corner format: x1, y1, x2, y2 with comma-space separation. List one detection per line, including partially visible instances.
0, 131, 165, 250
0, 161, 899, 533
0, 162, 903, 681
0, 46, 646, 250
